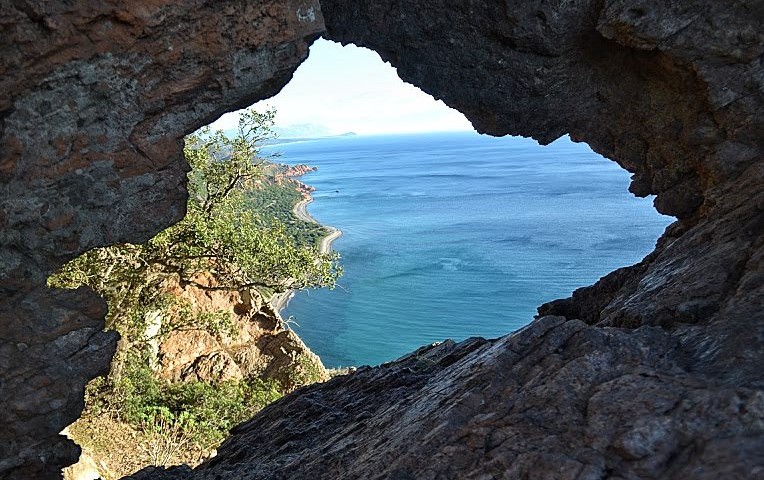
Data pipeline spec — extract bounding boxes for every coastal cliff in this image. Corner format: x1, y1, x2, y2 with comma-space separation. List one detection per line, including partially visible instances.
133, 273, 328, 392
58, 151, 334, 478
62, 275, 328, 479
1, 1, 762, 479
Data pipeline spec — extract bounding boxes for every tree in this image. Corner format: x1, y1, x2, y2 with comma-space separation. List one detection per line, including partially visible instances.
50, 107, 341, 342
50, 108, 340, 467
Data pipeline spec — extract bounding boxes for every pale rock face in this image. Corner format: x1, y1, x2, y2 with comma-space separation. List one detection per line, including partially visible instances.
1, 0, 763, 479
159, 330, 230, 382
154, 276, 327, 389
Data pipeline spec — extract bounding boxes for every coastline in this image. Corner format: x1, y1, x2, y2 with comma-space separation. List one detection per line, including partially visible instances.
294, 197, 343, 255
270, 195, 342, 313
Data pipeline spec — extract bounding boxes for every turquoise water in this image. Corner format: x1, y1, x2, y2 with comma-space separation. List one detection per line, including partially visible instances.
266, 132, 673, 368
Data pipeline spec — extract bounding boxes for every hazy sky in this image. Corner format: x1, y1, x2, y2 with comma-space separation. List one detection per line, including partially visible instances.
209, 39, 474, 135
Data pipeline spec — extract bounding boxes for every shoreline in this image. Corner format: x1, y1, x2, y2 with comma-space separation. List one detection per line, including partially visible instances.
294, 197, 343, 255
270, 195, 342, 313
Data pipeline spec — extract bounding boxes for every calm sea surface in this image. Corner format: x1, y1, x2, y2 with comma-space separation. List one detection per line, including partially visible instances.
264, 132, 673, 368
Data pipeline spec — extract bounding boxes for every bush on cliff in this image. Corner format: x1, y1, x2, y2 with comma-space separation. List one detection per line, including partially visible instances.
51, 108, 340, 341
52, 107, 340, 340
85, 351, 282, 450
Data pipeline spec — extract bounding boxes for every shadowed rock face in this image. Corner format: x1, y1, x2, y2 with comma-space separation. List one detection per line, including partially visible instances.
1, 0, 762, 479
128, 317, 764, 480
0, 1, 323, 478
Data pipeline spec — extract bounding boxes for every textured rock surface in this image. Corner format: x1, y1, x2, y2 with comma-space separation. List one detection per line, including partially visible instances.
0, 287, 116, 477
127, 1, 762, 478
1, 0, 762, 479
0, 1, 323, 478
126, 316, 764, 480
156, 276, 328, 389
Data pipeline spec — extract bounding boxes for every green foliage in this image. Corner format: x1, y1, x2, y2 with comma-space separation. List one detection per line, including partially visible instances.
49, 107, 341, 339
245, 182, 329, 247
86, 352, 281, 449
49, 107, 340, 457
287, 353, 327, 389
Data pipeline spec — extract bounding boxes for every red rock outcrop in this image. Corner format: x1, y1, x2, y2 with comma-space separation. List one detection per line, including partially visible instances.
1, 0, 762, 479
0, 1, 323, 478
155, 275, 328, 390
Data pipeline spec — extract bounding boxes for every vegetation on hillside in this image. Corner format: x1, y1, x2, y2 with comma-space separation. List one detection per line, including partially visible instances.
51, 108, 341, 476
246, 178, 327, 247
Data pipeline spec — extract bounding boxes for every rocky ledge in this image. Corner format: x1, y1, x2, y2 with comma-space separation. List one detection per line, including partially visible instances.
127, 315, 764, 479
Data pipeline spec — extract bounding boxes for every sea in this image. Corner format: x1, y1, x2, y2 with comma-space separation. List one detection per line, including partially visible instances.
263, 132, 674, 368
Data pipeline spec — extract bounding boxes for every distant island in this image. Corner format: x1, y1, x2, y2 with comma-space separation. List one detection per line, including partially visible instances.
263, 132, 356, 146
274, 121, 357, 139
226, 122, 357, 145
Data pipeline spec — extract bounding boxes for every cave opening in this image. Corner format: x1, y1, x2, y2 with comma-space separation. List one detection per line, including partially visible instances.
52, 37, 676, 477
4, 2, 760, 478
232, 38, 676, 367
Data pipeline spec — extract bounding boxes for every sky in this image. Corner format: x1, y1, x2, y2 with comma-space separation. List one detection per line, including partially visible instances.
209, 39, 474, 136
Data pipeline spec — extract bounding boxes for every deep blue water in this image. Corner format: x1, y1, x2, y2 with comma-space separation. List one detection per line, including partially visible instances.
264, 132, 673, 368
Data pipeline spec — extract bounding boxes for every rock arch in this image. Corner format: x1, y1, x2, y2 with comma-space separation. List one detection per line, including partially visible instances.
0, 1, 761, 478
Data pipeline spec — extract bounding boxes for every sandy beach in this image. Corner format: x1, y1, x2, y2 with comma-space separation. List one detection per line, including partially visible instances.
294, 197, 342, 254
270, 196, 342, 313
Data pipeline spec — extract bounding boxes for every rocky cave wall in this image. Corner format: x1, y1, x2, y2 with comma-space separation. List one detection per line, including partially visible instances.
0, 1, 324, 478
322, 0, 764, 341
1, 1, 763, 479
